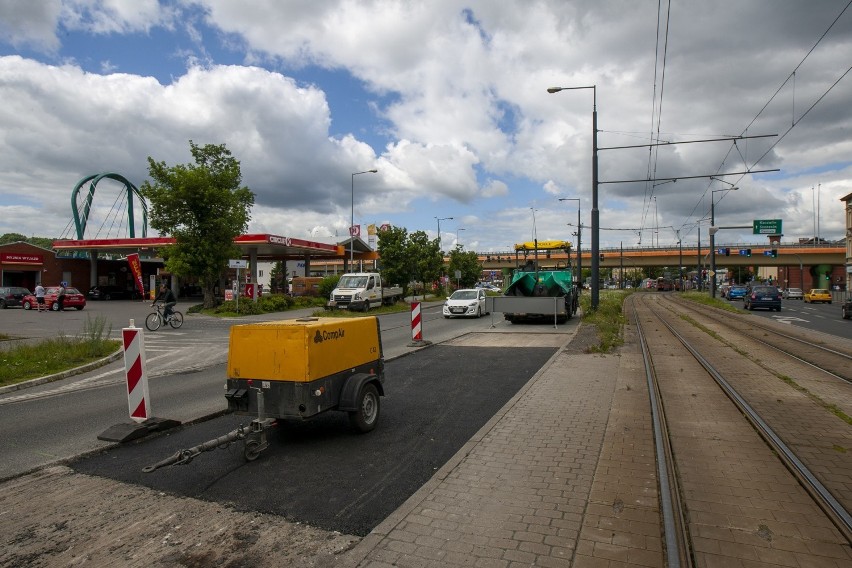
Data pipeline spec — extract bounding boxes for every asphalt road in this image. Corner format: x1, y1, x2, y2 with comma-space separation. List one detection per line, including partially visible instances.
0, 297, 564, 479
720, 295, 851, 336
70, 344, 558, 536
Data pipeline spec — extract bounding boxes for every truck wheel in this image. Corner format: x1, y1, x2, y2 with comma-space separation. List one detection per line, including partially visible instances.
349, 383, 380, 433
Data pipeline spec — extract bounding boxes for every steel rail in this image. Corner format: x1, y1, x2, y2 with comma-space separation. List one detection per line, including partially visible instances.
646, 300, 852, 543
666, 296, 852, 384
631, 297, 691, 568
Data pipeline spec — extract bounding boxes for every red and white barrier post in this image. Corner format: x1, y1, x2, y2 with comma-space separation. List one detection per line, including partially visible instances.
123, 321, 150, 422
97, 320, 180, 442
411, 302, 422, 341
408, 302, 431, 346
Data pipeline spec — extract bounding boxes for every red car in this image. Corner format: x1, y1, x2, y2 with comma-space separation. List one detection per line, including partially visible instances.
22, 286, 87, 311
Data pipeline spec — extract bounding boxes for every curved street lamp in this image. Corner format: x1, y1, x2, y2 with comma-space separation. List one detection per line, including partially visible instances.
548, 85, 599, 309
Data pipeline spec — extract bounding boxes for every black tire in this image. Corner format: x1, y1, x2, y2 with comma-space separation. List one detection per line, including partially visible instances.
476, 306, 482, 318
22, 301, 30, 310
51, 302, 60, 311
76, 306, 84, 310
104, 294, 112, 301
348, 383, 380, 433
444, 315, 450, 319
169, 311, 184, 329
145, 312, 161, 331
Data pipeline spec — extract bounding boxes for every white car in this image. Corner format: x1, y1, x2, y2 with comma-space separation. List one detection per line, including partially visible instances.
443, 288, 488, 318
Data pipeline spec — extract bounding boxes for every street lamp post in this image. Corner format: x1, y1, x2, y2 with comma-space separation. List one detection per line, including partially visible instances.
436, 216, 453, 294
456, 228, 466, 249
548, 85, 599, 309
350, 169, 378, 267
435, 216, 453, 253
558, 197, 582, 290
710, 185, 737, 298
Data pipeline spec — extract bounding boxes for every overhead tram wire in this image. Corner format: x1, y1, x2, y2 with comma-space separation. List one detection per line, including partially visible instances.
674, 1, 852, 243
642, 0, 672, 246
684, 0, 852, 235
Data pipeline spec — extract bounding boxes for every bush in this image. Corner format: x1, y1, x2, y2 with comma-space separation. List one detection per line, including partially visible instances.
319, 275, 340, 299
259, 294, 293, 312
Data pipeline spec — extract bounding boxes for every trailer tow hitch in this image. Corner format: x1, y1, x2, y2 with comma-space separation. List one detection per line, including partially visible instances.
143, 387, 276, 473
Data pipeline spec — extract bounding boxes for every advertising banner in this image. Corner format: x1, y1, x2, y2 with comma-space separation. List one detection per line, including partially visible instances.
368, 224, 377, 250
127, 253, 145, 297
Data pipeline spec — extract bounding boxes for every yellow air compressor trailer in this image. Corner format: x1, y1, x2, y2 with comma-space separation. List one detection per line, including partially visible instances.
143, 316, 385, 471
225, 316, 385, 431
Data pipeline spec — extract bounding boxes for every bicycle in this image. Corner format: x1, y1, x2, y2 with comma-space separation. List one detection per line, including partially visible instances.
145, 302, 184, 331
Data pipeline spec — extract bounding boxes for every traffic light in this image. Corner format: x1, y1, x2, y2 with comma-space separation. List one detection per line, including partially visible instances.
724, 248, 730, 256
599, 253, 605, 261
746, 249, 751, 257
770, 249, 777, 258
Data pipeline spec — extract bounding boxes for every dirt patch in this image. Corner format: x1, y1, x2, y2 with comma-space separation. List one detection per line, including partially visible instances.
0, 466, 359, 567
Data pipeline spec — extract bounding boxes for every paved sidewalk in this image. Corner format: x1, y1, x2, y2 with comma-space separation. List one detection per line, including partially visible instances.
343, 325, 661, 568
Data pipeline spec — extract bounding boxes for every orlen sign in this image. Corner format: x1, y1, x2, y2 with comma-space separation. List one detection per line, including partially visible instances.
1, 253, 44, 265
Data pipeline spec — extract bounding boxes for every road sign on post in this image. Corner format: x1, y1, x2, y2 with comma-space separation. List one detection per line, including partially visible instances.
753, 219, 782, 235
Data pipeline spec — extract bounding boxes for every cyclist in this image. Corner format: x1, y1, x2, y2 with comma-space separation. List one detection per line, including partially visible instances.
152, 283, 177, 321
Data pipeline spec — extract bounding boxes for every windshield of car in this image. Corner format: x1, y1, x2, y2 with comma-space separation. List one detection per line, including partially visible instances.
788, 288, 802, 293
810, 289, 828, 294
752, 287, 778, 295
338, 276, 368, 288
731, 286, 746, 291
450, 290, 478, 300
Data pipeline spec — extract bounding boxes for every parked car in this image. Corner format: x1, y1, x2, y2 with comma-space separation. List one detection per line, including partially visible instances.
727, 285, 748, 301
842, 297, 852, 320
87, 285, 135, 300
0, 286, 32, 308
804, 289, 832, 304
743, 285, 782, 311
22, 286, 86, 311
443, 288, 488, 318
782, 287, 803, 300
719, 284, 731, 299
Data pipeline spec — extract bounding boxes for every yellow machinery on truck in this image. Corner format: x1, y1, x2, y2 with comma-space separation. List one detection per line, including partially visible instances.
143, 316, 385, 471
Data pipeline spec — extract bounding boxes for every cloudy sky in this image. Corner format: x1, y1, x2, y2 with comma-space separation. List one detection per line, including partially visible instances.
1, 0, 850, 254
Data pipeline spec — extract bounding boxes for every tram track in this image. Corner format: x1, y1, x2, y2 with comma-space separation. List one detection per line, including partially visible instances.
663, 294, 852, 384
629, 293, 852, 566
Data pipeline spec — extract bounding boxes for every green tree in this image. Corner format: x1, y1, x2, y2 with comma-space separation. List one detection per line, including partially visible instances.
141, 141, 255, 308
377, 226, 442, 298
0, 233, 55, 250
269, 261, 285, 293
448, 246, 483, 288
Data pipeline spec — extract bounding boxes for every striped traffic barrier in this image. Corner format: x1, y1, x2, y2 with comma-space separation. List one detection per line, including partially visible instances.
407, 302, 431, 347
123, 322, 150, 422
97, 320, 180, 443
411, 302, 422, 341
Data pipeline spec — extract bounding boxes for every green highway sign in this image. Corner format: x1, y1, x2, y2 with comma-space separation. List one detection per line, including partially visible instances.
753, 219, 782, 235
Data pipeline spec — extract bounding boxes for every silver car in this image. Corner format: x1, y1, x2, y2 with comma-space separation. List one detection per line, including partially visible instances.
782, 287, 803, 300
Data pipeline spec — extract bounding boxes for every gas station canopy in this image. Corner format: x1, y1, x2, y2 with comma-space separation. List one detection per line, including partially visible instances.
52, 233, 350, 261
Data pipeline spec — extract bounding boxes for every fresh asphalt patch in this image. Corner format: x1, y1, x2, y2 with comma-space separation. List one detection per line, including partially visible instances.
71, 344, 558, 536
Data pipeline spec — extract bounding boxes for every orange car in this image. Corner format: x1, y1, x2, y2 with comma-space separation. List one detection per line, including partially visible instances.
22, 286, 87, 311
804, 289, 832, 304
